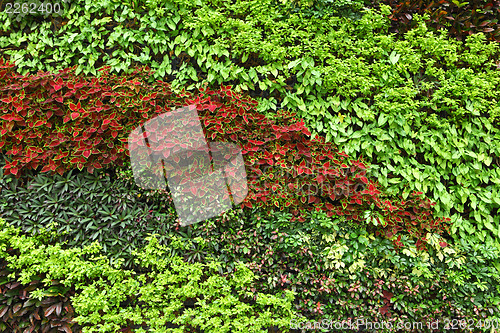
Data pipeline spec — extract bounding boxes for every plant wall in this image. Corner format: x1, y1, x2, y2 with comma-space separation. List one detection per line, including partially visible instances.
0, 0, 498, 250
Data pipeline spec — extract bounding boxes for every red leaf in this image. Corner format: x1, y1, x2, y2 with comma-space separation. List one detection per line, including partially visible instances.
1, 96, 13, 103
83, 150, 91, 159
44, 304, 57, 317
249, 139, 265, 145
93, 161, 103, 169
34, 120, 45, 127
379, 304, 389, 315
70, 112, 80, 120
360, 176, 368, 184
111, 131, 118, 139
55, 302, 62, 316
60, 325, 72, 333
102, 118, 111, 126
382, 290, 394, 300
48, 141, 61, 147
0, 305, 8, 318
54, 152, 69, 160
68, 101, 80, 111
41, 164, 52, 173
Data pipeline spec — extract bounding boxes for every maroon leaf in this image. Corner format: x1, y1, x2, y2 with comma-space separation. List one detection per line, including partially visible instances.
0, 305, 8, 318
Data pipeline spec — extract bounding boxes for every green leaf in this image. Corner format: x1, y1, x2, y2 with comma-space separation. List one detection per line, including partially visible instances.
270, 67, 278, 77
389, 51, 401, 65
378, 113, 387, 127
288, 59, 301, 69
241, 53, 249, 63
166, 19, 176, 30
259, 81, 267, 91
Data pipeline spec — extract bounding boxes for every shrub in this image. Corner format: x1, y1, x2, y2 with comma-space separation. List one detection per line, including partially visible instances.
0, 154, 175, 268
0, 218, 298, 332
377, 0, 500, 43
0, 0, 496, 250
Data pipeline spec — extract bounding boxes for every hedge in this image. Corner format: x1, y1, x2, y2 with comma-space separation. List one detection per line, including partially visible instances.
1, 210, 499, 332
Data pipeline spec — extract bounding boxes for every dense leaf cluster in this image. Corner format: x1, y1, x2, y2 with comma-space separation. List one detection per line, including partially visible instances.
0, 219, 296, 332
377, 0, 500, 43
0, 0, 499, 248
0, 60, 450, 247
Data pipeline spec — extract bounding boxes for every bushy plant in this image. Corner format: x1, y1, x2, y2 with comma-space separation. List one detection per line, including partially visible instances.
0, 218, 298, 332
376, 0, 500, 43
0, 154, 175, 268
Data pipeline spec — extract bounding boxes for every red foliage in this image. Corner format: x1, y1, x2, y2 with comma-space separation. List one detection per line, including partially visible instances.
0, 59, 451, 248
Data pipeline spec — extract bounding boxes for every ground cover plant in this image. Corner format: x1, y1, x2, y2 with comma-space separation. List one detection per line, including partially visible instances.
1, 206, 499, 332
0, 65, 498, 331
0, 218, 298, 332
372, 0, 500, 42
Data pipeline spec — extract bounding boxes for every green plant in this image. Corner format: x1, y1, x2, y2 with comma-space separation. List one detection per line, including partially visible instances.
0, 218, 298, 332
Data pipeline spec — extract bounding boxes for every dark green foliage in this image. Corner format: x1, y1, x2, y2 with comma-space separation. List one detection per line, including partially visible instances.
175, 208, 500, 325
1, 0, 499, 251
376, 0, 500, 43
0, 0, 499, 329
272, 0, 369, 19
0, 152, 175, 269
0, 61, 450, 248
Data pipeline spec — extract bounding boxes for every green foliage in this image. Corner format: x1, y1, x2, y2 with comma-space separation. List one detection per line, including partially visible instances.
0, 218, 298, 332
273, 0, 369, 19
1, 1, 499, 250
160, 207, 500, 328
0, 154, 175, 269
1, 0, 500, 327
0, 61, 449, 247
0, 255, 80, 332
238, 209, 500, 327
